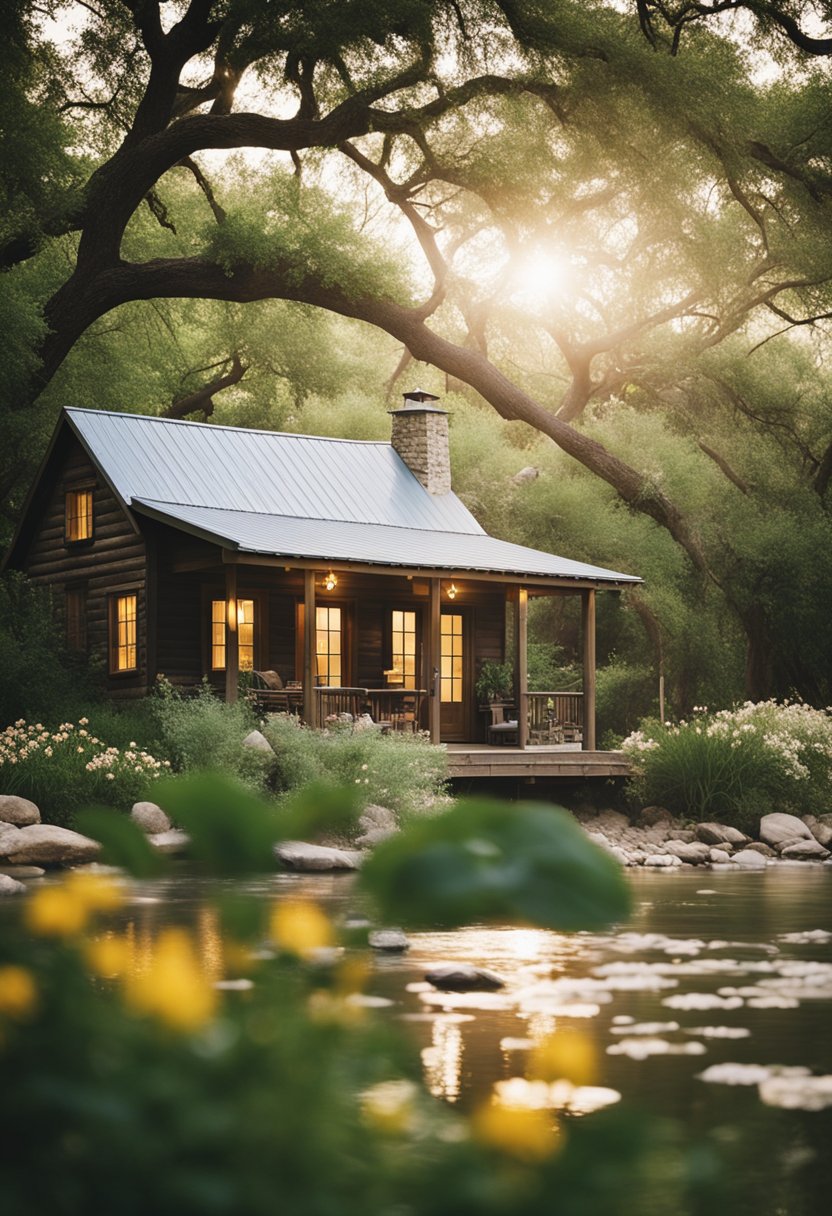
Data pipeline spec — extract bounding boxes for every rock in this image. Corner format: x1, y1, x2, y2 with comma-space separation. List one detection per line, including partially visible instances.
1, 824, 100, 867
275, 841, 363, 871
665, 840, 712, 865
638, 806, 673, 828
744, 841, 776, 857
0, 822, 21, 851
0, 795, 41, 826
627, 850, 648, 865
355, 827, 397, 850
760, 812, 813, 849
709, 848, 733, 865
780, 840, 830, 861
807, 822, 832, 849
643, 853, 682, 867
0, 865, 45, 878
369, 929, 410, 952
595, 810, 631, 836
511, 466, 540, 485
357, 804, 398, 833
425, 964, 505, 992
130, 801, 171, 835
673, 829, 697, 844
0, 874, 26, 895
608, 846, 631, 866
148, 829, 191, 855
733, 848, 768, 869
695, 822, 749, 847
242, 729, 276, 755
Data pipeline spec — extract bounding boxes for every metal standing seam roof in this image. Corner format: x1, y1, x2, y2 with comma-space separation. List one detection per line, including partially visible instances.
66, 408, 641, 585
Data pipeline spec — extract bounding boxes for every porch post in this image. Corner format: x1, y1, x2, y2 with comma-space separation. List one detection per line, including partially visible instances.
428, 577, 441, 744
303, 570, 317, 727
517, 587, 528, 750
582, 588, 597, 751
224, 564, 238, 704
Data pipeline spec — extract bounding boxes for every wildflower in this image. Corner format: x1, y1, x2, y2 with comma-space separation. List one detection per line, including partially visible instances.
124, 928, 216, 1031
0, 966, 37, 1019
528, 1028, 598, 1087
472, 1098, 561, 1162
270, 899, 334, 959
66, 872, 124, 914
25, 884, 89, 937
79, 717, 89, 726
85, 934, 134, 979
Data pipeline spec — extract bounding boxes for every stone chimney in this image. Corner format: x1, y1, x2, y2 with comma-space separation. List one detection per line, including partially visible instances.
389, 388, 451, 496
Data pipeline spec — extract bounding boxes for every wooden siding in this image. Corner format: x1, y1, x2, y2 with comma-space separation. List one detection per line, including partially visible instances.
22, 440, 148, 698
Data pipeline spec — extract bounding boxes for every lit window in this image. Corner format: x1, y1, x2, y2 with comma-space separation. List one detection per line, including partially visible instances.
440, 613, 463, 703
211, 599, 254, 671
66, 588, 87, 652
391, 609, 417, 688
110, 593, 137, 673
65, 488, 93, 543
316, 605, 342, 686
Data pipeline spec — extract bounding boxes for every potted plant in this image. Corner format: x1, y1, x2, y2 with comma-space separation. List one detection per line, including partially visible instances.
475, 659, 514, 705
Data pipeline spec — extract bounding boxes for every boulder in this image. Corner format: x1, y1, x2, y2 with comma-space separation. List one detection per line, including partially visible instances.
733, 848, 767, 869
148, 829, 190, 854
242, 729, 275, 755
0, 822, 21, 851
130, 801, 171, 835
1, 824, 100, 867
780, 840, 830, 861
0, 874, 26, 896
695, 822, 749, 847
275, 841, 363, 871
355, 827, 397, 850
369, 929, 411, 952
638, 806, 673, 828
357, 804, 398, 833
804, 819, 832, 849
0, 865, 45, 879
425, 964, 505, 992
709, 848, 733, 865
665, 840, 712, 865
744, 841, 776, 857
0, 795, 41, 827
760, 813, 813, 849
643, 853, 682, 867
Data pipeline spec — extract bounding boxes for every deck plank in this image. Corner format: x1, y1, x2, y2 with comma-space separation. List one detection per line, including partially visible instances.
444, 745, 629, 780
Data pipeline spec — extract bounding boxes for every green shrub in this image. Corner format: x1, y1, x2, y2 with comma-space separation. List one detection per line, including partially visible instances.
596, 659, 656, 745
262, 715, 448, 828
0, 717, 168, 827
622, 700, 832, 831
151, 678, 271, 790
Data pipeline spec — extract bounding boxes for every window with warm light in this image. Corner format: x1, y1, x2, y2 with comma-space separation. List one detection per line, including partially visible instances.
316, 604, 342, 686
440, 613, 463, 702
109, 593, 137, 673
211, 599, 254, 670
65, 488, 93, 543
391, 609, 417, 688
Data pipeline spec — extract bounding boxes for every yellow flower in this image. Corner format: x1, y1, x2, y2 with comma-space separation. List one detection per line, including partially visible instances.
0, 965, 38, 1019
472, 1099, 562, 1162
124, 929, 217, 1032
25, 884, 89, 937
66, 872, 124, 914
85, 934, 134, 979
270, 899, 334, 959
335, 956, 371, 995
528, 1028, 598, 1087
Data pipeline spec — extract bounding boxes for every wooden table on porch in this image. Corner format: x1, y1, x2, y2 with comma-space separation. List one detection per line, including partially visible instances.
365, 688, 426, 733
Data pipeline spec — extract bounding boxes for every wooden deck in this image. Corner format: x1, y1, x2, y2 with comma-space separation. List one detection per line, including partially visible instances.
444, 743, 630, 780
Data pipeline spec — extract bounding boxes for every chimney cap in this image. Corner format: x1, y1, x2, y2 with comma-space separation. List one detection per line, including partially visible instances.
390, 387, 447, 416
403, 387, 440, 405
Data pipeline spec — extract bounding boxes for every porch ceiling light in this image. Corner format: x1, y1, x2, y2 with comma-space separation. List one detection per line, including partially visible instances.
323, 571, 338, 591
447, 583, 458, 600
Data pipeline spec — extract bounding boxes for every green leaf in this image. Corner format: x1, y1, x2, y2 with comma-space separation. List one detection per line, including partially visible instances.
75, 807, 167, 879
359, 798, 631, 931
152, 772, 280, 875
279, 780, 361, 840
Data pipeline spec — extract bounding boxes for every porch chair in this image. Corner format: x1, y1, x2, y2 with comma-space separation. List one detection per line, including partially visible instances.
487, 704, 518, 746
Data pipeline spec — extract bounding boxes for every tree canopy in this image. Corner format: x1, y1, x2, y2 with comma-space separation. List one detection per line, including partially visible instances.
2, 0, 832, 716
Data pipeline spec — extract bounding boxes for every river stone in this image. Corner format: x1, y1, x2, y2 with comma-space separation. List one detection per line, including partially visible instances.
696, 822, 749, 847
643, 853, 682, 867
638, 806, 673, 828
709, 848, 733, 865
357, 804, 398, 833
425, 964, 505, 992
744, 841, 776, 857
148, 829, 191, 855
242, 729, 275, 755
275, 841, 363, 871
0, 865, 45, 878
805, 820, 832, 848
780, 839, 830, 861
355, 826, 397, 850
733, 848, 767, 869
130, 801, 171, 835
0, 795, 41, 826
369, 929, 411, 952
2, 824, 101, 866
665, 840, 712, 865
0, 822, 21, 852
760, 812, 813, 849
0, 874, 26, 896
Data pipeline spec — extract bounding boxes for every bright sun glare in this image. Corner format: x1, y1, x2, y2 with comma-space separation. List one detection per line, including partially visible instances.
510, 251, 574, 307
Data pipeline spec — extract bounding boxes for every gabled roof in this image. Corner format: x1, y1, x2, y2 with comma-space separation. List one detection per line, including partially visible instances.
5, 407, 641, 586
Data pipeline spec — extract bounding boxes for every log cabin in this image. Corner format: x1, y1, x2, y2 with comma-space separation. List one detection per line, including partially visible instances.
3, 390, 640, 765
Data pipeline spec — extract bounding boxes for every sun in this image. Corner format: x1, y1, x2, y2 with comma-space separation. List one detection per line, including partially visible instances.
509, 249, 574, 308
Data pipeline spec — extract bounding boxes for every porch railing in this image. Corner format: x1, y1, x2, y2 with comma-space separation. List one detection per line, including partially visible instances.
524, 691, 583, 745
